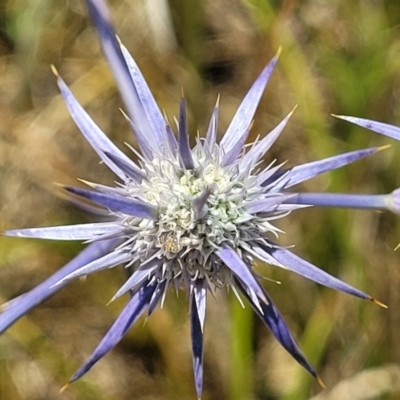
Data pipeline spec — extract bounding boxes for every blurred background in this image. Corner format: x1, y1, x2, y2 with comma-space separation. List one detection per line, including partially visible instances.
0, 0, 400, 399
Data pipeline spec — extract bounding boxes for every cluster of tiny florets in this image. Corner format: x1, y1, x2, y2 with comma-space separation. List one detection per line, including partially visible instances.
117, 143, 280, 288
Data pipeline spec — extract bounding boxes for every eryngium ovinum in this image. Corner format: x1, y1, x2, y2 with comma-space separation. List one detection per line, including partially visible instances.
1, 0, 398, 397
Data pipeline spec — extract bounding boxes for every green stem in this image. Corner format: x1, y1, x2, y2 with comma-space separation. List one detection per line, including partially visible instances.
229, 293, 254, 400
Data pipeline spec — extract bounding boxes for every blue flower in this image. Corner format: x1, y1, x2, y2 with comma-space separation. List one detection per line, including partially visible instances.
1, 0, 394, 397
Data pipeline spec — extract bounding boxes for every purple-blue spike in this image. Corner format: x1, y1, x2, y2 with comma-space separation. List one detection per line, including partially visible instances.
220, 49, 281, 152
267, 245, 385, 306
333, 115, 400, 141
84, 0, 160, 152
178, 96, 195, 170
264, 147, 383, 189
120, 44, 166, 145
64, 186, 158, 220
235, 279, 321, 383
190, 280, 206, 399
53, 70, 131, 180
216, 244, 268, 305
285, 192, 390, 211
204, 97, 219, 150
193, 280, 206, 332
4, 222, 121, 241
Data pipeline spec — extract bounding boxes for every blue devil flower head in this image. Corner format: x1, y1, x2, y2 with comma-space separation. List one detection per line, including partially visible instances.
1, 0, 395, 397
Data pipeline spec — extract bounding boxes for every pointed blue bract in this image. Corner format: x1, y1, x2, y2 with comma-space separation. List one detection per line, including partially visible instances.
193, 280, 206, 332
84, 0, 159, 152
190, 281, 206, 399
236, 279, 317, 378
55, 73, 132, 180
4, 222, 122, 241
286, 192, 388, 211
204, 100, 219, 150
268, 246, 373, 300
64, 186, 158, 220
220, 54, 279, 152
120, 44, 166, 145
265, 147, 380, 189
178, 97, 195, 169
217, 244, 268, 305
334, 115, 400, 141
